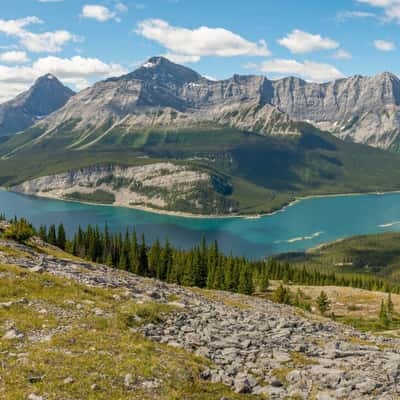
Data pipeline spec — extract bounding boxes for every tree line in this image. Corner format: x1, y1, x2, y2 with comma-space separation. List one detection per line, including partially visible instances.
34, 221, 400, 295
2, 214, 399, 296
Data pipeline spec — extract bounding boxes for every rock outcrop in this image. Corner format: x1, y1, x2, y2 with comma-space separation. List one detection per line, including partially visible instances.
12, 163, 236, 215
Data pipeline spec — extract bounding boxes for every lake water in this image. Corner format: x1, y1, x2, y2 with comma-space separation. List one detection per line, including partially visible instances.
1, 189, 400, 259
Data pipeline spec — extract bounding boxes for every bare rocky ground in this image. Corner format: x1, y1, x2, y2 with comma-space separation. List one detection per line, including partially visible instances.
1, 238, 400, 399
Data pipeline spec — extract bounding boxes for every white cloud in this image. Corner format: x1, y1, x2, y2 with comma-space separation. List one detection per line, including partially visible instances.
136, 19, 269, 62
81, 4, 126, 22
0, 51, 29, 64
332, 49, 352, 59
0, 16, 80, 53
337, 10, 378, 21
115, 2, 128, 13
0, 56, 127, 102
374, 39, 396, 51
246, 59, 345, 82
163, 53, 201, 63
0, 16, 42, 36
278, 30, 339, 54
32, 56, 127, 79
357, 0, 400, 22
22, 30, 80, 53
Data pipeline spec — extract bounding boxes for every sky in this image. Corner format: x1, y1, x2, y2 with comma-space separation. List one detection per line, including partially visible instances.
1, 0, 400, 102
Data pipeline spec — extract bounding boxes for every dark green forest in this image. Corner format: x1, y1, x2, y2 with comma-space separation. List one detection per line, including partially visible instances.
34, 220, 400, 295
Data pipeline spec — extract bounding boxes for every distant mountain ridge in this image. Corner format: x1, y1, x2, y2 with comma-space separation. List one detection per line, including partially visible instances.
0, 74, 74, 137
5, 56, 400, 151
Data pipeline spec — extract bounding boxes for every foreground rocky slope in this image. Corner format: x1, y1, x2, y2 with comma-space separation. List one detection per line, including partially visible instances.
1, 234, 400, 399
0, 74, 74, 137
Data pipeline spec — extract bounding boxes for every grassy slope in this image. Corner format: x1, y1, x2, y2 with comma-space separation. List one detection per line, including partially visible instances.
0, 261, 259, 400
277, 231, 400, 281
265, 280, 400, 335
3, 122, 400, 214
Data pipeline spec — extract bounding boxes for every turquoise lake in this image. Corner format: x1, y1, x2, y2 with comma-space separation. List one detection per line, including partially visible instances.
1, 189, 400, 259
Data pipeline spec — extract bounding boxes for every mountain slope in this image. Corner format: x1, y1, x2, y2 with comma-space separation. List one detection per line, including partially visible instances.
0, 74, 75, 137
1, 232, 400, 399
3, 58, 400, 215
4, 57, 400, 151
0, 57, 299, 154
272, 72, 400, 149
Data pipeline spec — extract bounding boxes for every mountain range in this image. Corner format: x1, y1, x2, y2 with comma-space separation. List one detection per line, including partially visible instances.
2, 57, 400, 150
3, 57, 400, 215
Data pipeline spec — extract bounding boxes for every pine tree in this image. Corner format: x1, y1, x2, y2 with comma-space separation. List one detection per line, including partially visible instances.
57, 224, 66, 250
159, 238, 172, 281
47, 225, 57, 245
148, 239, 161, 278
129, 229, 139, 274
258, 269, 269, 292
274, 284, 291, 304
38, 225, 47, 242
238, 266, 254, 295
316, 291, 330, 315
379, 299, 389, 328
387, 292, 394, 316
138, 234, 148, 276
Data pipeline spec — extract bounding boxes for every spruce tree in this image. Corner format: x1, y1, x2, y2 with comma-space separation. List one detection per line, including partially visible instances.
238, 266, 254, 295
379, 299, 389, 328
38, 225, 47, 242
274, 284, 291, 304
47, 225, 57, 245
148, 239, 161, 278
57, 224, 66, 250
138, 234, 148, 276
129, 229, 139, 274
387, 292, 394, 316
316, 291, 330, 315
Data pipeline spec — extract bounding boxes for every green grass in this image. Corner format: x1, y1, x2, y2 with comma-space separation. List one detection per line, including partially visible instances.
0, 263, 260, 400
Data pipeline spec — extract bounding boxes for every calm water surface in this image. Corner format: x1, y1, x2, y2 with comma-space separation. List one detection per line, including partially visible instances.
1, 189, 400, 258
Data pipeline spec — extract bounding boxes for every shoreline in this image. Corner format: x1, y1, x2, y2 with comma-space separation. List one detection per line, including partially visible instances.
2, 187, 400, 220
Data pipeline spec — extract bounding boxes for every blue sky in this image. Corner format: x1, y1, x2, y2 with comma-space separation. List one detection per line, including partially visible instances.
0, 0, 400, 101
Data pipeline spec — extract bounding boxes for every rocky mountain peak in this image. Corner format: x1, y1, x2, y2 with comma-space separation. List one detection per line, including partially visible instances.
0, 74, 75, 136
34, 73, 59, 84
121, 56, 203, 86
19, 74, 75, 116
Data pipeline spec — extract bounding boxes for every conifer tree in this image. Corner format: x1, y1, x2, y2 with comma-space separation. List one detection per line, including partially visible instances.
159, 238, 172, 281
379, 299, 389, 328
238, 266, 254, 295
47, 224, 57, 245
387, 292, 394, 316
316, 291, 330, 315
57, 224, 66, 250
38, 225, 47, 242
129, 229, 139, 274
148, 239, 161, 278
138, 234, 148, 276
274, 284, 291, 304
